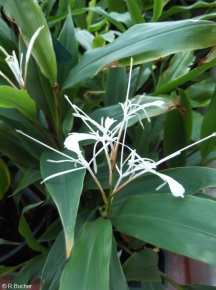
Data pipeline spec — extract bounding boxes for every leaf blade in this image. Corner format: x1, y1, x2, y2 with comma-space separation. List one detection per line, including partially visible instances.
110, 194, 216, 265
60, 218, 112, 290
63, 20, 216, 89
41, 151, 86, 258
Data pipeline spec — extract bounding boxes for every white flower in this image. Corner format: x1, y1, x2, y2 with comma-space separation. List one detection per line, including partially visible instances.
112, 132, 216, 197
16, 129, 108, 205
64, 132, 99, 155
0, 26, 44, 89
112, 148, 185, 197
16, 56, 216, 201
64, 96, 119, 173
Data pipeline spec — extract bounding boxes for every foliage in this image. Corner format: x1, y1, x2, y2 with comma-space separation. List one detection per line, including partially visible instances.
1, 1, 216, 289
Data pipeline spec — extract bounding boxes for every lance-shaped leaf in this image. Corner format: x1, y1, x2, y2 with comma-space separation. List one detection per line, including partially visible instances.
41, 231, 66, 290
0, 158, 10, 199
41, 151, 86, 258
200, 87, 216, 160
109, 236, 129, 290
18, 202, 47, 254
0, 0, 57, 84
63, 20, 216, 89
110, 194, 216, 265
122, 249, 161, 282
60, 218, 112, 290
0, 86, 36, 121
11, 258, 46, 286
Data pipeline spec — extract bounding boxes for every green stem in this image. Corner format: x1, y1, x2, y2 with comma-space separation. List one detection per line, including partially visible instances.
131, 64, 144, 96
117, 242, 133, 255
53, 83, 64, 149
160, 271, 181, 290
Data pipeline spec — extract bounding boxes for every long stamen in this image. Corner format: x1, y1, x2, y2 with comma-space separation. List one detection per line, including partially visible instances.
156, 132, 216, 166
126, 58, 133, 102
0, 71, 18, 89
16, 130, 74, 161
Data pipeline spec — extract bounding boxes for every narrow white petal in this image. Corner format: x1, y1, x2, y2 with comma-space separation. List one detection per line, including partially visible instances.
155, 172, 185, 198
16, 130, 74, 160
25, 26, 44, 64
6, 52, 24, 87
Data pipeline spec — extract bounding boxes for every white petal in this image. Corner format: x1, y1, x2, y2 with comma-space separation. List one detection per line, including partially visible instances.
6, 51, 24, 87
155, 172, 185, 198
64, 132, 99, 154
104, 117, 116, 130
64, 135, 81, 154
25, 26, 44, 64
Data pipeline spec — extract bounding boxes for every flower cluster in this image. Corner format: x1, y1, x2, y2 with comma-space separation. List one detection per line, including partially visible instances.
0, 26, 43, 89
16, 54, 216, 202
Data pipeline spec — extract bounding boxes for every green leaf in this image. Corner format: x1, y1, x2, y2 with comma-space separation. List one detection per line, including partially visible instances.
38, 219, 62, 243
12, 257, 46, 285
57, 12, 78, 86
86, 0, 97, 28
0, 123, 38, 167
157, 52, 194, 89
141, 281, 166, 290
0, 265, 17, 277
105, 67, 127, 106
163, 91, 192, 167
0, 86, 36, 121
160, 2, 216, 20
63, 20, 216, 89
60, 218, 112, 290
0, 0, 57, 84
0, 158, 10, 199
72, 6, 126, 32
110, 194, 216, 265
200, 88, 216, 160
18, 202, 48, 254
123, 249, 161, 282
0, 109, 35, 137
108, 0, 126, 13
126, 0, 145, 24
191, 111, 203, 141
0, 17, 17, 51
12, 168, 41, 196
41, 151, 86, 258
27, 56, 56, 121
41, 232, 66, 290
152, 0, 163, 22
153, 59, 216, 96
186, 77, 215, 108
44, 0, 56, 16
109, 236, 129, 290
58, 0, 75, 13
92, 34, 106, 48
164, 109, 187, 167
